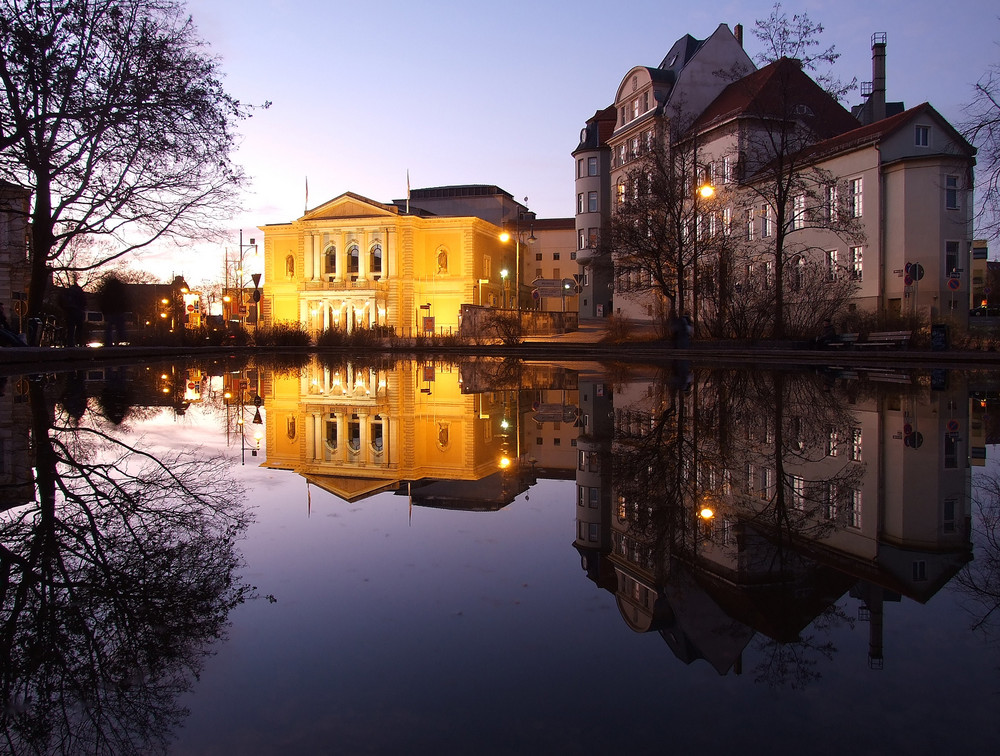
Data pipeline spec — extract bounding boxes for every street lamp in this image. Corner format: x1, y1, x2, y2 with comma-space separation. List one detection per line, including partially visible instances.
692, 172, 715, 333
500, 269, 509, 309
227, 231, 258, 329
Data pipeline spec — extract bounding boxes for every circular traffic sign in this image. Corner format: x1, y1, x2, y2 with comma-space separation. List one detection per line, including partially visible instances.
903, 423, 912, 435
947, 419, 959, 432
187, 304, 195, 311
904, 275, 913, 286
947, 277, 960, 290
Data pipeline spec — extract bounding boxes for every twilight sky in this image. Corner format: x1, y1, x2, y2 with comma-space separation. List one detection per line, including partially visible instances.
147, 0, 998, 284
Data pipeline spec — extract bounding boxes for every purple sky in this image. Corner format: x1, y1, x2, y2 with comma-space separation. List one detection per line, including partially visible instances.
142, 0, 999, 283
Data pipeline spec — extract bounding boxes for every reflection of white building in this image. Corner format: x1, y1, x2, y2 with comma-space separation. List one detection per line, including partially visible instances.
0, 180, 30, 329
589, 367, 973, 672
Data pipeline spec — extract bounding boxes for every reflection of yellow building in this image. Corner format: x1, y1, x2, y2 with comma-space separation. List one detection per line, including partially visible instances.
259, 192, 511, 337
261, 358, 515, 502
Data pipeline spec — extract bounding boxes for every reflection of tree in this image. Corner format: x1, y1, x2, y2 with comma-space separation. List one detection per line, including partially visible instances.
957, 470, 1000, 632
0, 378, 251, 755
752, 604, 853, 689
609, 366, 869, 686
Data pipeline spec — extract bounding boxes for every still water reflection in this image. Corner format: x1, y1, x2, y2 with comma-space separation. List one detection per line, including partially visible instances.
1, 357, 999, 754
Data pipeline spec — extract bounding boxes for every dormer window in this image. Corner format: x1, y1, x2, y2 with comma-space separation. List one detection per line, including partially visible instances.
915, 125, 930, 147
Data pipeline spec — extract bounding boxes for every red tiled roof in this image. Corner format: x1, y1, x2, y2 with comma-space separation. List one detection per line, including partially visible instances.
690, 57, 860, 139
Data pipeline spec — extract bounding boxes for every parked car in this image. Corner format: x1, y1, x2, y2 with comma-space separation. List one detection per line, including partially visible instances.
970, 305, 1000, 317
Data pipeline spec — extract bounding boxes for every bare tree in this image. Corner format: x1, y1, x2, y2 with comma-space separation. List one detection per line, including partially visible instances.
0, 376, 253, 755
963, 54, 1000, 240
751, 2, 857, 101
608, 131, 734, 335
0, 0, 265, 332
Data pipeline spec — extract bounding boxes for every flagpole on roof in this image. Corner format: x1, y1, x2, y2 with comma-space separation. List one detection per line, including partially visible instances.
406, 170, 410, 214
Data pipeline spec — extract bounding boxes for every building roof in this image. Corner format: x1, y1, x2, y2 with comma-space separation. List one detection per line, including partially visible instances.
787, 102, 976, 167
690, 57, 860, 139
658, 33, 705, 74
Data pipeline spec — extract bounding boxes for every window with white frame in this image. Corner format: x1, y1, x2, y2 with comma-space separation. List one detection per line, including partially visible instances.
723, 156, 732, 183
851, 428, 862, 461
588, 156, 598, 176
761, 204, 771, 237
791, 475, 806, 510
849, 177, 863, 218
827, 249, 839, 280
850, 246, 863, 280
577, 193, 584, 214
747, 208, 755, 240
826, 184, 838, 221
578, 229, 586, 249
723, 207, 732, 235
827, 428, 839, 456
847, 490, 862, 529
915, 124, 929, 147
946, 175, 959, 209
588, 192, 598, 213
792, 194, 805, 230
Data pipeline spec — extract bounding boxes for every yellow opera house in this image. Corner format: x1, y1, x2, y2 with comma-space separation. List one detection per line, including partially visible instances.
259, 190, 517, 337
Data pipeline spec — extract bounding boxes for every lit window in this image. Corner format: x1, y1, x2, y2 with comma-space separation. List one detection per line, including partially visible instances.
826, 185, 838, 221
761, 204, 771, 237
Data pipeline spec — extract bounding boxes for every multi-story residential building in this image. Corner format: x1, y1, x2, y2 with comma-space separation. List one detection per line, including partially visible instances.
0, 180, 30, 332
575, 27, 977, 332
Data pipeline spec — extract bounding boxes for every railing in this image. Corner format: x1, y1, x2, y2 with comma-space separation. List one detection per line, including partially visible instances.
301, 277, 388, 291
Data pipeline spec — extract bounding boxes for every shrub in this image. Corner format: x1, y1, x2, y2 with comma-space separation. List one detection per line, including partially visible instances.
252, 322, 311, 347
602, 313, 634, 343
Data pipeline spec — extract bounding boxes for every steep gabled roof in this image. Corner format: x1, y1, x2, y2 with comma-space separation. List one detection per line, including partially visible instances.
691, 57, 860, 139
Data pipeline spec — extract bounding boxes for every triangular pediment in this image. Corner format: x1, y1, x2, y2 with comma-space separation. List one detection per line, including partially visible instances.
301, 192, 399, 222
303, 472, 400, 502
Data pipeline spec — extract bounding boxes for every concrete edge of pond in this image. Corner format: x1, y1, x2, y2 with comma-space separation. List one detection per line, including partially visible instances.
3, 341, 1000, 375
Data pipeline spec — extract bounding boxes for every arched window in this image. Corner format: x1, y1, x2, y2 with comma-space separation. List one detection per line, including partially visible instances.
371, 415, 384, 453
325, 245, 336, 277
325, 419, 338, 451
348, 244, 360, 277
370, 243, 383, 278
616, 179, 626, 205
437, 248, 448, 274
285, 254, 295, 278
286, 416, 296, 440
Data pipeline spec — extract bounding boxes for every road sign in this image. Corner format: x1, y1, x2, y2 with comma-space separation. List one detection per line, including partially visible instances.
947, 419, 959, 432
947, 277, 960, 290
904, 275, 913, 286
985, 286, 993, 295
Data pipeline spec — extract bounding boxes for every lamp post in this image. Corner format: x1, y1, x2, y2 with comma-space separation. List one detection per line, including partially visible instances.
499, 204, 536, 333
692, 174, 714, 333
500, 268, 509, 309
229, 230, 258, 330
